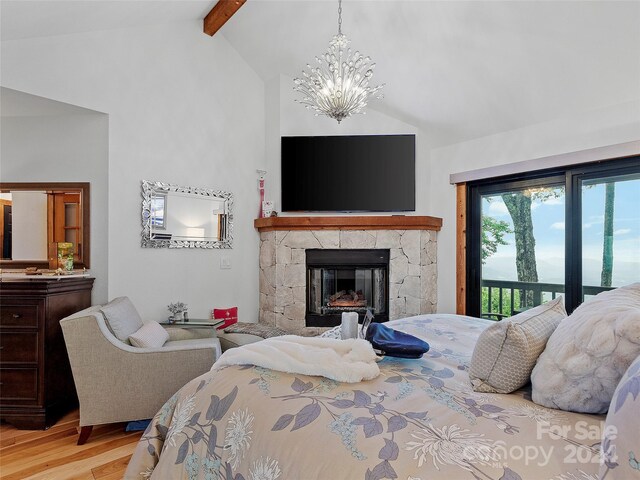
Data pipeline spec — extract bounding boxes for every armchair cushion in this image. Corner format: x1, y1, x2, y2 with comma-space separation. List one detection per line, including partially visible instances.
100, 296, 144, 344
129, 321, 169, 348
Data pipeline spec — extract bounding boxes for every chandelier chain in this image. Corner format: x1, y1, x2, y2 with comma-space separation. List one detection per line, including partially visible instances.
338, 0, 342, 35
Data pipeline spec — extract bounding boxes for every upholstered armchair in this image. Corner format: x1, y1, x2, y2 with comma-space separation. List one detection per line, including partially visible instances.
60, 301, 220, 444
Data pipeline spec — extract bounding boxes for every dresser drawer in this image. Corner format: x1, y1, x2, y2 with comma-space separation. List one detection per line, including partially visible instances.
0, 332, 38, 364
0, 305, 39, 328
0, 368, 38, 401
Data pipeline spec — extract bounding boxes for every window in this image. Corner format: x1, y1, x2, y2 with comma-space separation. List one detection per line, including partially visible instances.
466, 156, 640, 318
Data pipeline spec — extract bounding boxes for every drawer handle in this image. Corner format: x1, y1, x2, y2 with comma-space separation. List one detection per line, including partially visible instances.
12, 314, 22, 319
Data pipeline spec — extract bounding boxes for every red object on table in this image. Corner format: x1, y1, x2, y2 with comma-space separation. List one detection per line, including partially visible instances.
213, 307, 238, 330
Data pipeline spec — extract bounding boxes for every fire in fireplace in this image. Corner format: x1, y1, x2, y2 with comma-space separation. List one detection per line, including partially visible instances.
306, 249, 389, 327
328, 290, 367, 308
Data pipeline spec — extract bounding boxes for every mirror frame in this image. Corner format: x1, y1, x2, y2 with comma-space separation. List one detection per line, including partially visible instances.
0, 182, 90, 269
141, 180, 234, 249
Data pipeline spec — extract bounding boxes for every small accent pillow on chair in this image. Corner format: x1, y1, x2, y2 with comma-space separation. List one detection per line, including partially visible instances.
213, 307, 238, 330
100, 296, 144, 345
531, 283, 640, 413
469, 296, 566, 394
129, 321, 169, 348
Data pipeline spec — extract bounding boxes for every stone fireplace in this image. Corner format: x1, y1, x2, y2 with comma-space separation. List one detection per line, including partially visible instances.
256, 216, 442, 335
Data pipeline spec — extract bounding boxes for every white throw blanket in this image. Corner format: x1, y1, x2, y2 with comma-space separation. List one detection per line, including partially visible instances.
212, 335, 380, 383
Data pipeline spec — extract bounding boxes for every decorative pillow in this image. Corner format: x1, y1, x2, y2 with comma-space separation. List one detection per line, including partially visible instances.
599, 354, 640, 479
213, 307, 238, 330
469, 296, 566, 394
223, 322, 288, 339
531, 283, 640, 413
100, 296, 144, 344
129, 321, 169, 348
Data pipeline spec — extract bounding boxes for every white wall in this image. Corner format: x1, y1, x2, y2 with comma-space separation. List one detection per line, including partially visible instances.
265, 74, 431, 216
1, 21, 265, 321
431, 100, 640, 313
1, 113, 110, 302
11, 191, 47, 260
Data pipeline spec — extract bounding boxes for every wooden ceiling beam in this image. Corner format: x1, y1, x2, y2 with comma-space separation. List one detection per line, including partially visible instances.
203, 0, 246, 36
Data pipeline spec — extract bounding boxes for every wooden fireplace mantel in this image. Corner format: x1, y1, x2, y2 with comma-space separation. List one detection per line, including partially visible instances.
254, 215, 443, 232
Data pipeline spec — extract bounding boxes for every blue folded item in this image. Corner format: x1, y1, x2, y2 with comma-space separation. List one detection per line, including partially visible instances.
365, 322, 430, 359
126, 419, 151, 431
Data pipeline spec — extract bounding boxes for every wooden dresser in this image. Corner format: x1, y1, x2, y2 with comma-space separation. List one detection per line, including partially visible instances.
0, 277, 94, 429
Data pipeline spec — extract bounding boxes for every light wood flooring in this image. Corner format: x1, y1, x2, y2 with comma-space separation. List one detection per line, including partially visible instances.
0, 410, 142, 480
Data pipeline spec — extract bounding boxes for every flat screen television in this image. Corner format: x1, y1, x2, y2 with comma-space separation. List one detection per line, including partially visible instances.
281, 134, 415, 212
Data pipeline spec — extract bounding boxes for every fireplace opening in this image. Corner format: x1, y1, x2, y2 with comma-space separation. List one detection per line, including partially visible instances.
306, 249, 389, 327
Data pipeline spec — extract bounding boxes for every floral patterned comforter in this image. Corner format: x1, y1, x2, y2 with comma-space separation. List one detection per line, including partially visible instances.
125, 314, 605, 480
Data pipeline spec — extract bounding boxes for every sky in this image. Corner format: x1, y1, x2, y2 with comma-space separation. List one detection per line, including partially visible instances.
481, 177, 640, 287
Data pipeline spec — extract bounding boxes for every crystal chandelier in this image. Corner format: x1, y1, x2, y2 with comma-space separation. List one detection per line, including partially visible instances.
293, 0, 383, 123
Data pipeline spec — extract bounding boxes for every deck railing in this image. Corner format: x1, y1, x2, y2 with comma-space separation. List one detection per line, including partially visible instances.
481, 279, 615, 320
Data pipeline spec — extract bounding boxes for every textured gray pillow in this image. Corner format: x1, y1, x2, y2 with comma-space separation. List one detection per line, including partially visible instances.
100, 296, 144, 344
531, 283, 640, 413
469, 296, 566, 394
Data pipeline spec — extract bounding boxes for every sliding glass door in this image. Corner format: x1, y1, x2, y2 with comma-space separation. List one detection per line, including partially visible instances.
472, 177, 566, 319
467, 156, 640, 318
575, 169, 640, 304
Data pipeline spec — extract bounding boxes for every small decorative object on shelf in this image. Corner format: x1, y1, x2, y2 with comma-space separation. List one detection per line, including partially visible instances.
167, 302, 188, 322
257, 170, 267, 218
262, 200, 274, 218
49, 242, 74, 271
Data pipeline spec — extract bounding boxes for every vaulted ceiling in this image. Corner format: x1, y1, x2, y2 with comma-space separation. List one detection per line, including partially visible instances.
2, 0, 639, 147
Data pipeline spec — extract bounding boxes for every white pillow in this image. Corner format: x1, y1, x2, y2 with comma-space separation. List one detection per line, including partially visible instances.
468, 296, 566, 393
129, 321, 169, 348
101, 296, 144, 344
531, 283, 640, 413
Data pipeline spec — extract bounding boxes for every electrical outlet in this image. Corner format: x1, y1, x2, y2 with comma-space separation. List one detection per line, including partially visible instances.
220, 257, 231, 270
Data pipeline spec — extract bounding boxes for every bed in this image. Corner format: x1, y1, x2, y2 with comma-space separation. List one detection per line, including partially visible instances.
125, 314, 604, 479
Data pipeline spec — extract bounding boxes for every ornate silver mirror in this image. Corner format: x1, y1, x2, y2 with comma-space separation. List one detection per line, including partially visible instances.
141, 180, 233, 249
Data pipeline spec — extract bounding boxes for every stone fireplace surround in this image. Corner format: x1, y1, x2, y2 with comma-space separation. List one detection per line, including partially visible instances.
256, 216, 442, 335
